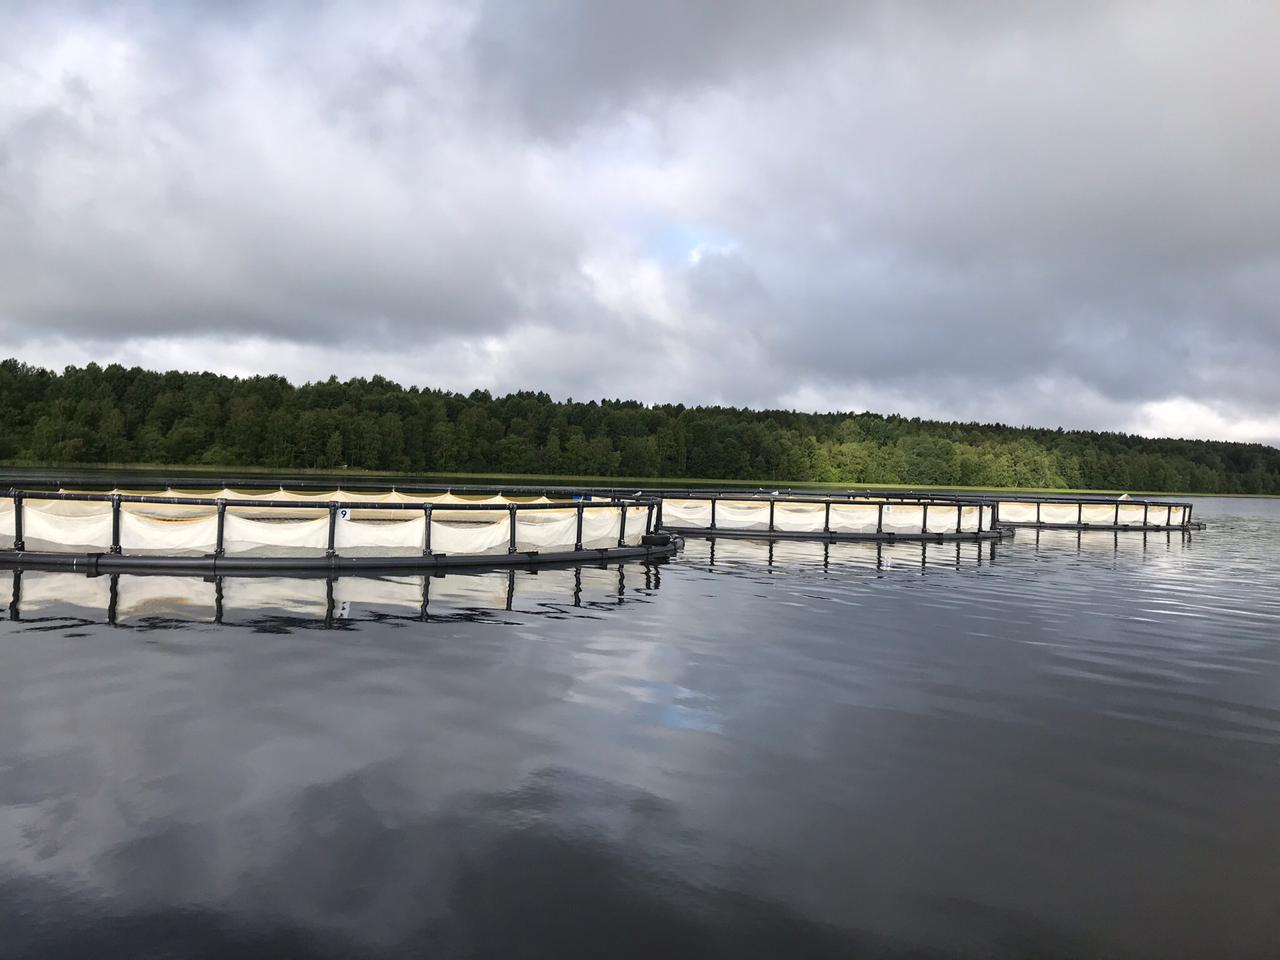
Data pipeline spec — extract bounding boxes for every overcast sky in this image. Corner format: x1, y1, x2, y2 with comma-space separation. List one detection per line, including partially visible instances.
2, 2, 1277, 443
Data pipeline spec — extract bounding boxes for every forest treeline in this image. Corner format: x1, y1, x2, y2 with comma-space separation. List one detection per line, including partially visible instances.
2, 359, 1278, 493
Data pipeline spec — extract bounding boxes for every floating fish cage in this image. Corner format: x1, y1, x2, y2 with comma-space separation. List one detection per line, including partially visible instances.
652, 492, 1008, 541
585, 486, 1202, 535
0, 485, 675, 573
977, 494, 1201, 531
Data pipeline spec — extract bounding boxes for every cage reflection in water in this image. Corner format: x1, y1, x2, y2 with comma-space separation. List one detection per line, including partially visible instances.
3, 562, 662, 628
680, 534, 1004, 573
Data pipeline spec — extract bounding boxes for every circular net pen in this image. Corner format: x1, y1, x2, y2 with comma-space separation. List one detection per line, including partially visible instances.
654, 493, 1009, 542
981, 495, 1202, 531
0, 488, 675, 574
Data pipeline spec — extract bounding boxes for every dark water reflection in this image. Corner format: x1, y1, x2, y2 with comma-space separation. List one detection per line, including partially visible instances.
3, 498, 1280, 959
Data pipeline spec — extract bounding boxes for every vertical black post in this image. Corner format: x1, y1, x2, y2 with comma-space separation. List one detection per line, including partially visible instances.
1077, 502, 1083, 526
215, 500, 226, 557
326, 503, 337, 557
111, 495, 122, 554
617, 504, 627, 548
1036, 501, 1042, 525
1114, 502, 1120, 527
956, 504, 963, 534
12, 493, 24, 551
976, 503, 984, 534
876, 502, 883, 534
1166, 504, 1172, 527
655, 498, 663, 531
824, 501, 831, 533
1142, 502, 1149, 527
646, 503, 654, 535
710, 497, 717, 530
508, 505, 517, 554
768, 499, 776, 533
423, 505, 433, 555
575, 502, 584, 550
922, 503, 929, 536
1185, 504, 1193, 528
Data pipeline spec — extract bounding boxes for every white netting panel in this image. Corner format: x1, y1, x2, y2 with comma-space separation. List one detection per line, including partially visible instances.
580, 506, 624, 548
335, 516, 426, 557
120, 513, 219, 554
12, 506, 114, 551
714, 501, 772, 530
429, 512, 511, 555
662, 499, 713, 527
828, 503, 882, 534
879, 504, 926, 532
515, 509, 578, 551
773, 503, 827, 533
222, 515, 330, 556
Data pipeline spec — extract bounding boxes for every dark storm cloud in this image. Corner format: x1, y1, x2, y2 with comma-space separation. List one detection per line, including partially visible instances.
0, 1, 1277, 442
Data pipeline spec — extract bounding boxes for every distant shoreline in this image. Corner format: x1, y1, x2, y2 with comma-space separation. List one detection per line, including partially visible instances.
2, 461, 1276, 500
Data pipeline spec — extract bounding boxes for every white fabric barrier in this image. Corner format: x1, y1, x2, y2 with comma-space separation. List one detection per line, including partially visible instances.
222, 515, 329, 555
13, 506, 114, 551
773, 502, 828, 533
662, 499, 714, 527
119, 512, 219, 554
429, 512, 511, 555
335, 515, 426, 557
714, 501, 773, 530
828, 503, 882, 534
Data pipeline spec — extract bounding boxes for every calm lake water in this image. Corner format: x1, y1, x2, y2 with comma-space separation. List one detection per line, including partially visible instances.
1, 496, 1278, 959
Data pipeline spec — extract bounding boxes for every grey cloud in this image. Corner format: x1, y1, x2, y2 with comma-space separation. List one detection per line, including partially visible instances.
0, 1, 1278, 442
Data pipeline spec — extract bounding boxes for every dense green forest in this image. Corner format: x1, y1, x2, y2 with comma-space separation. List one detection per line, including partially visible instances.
1, 359, 1277, 493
